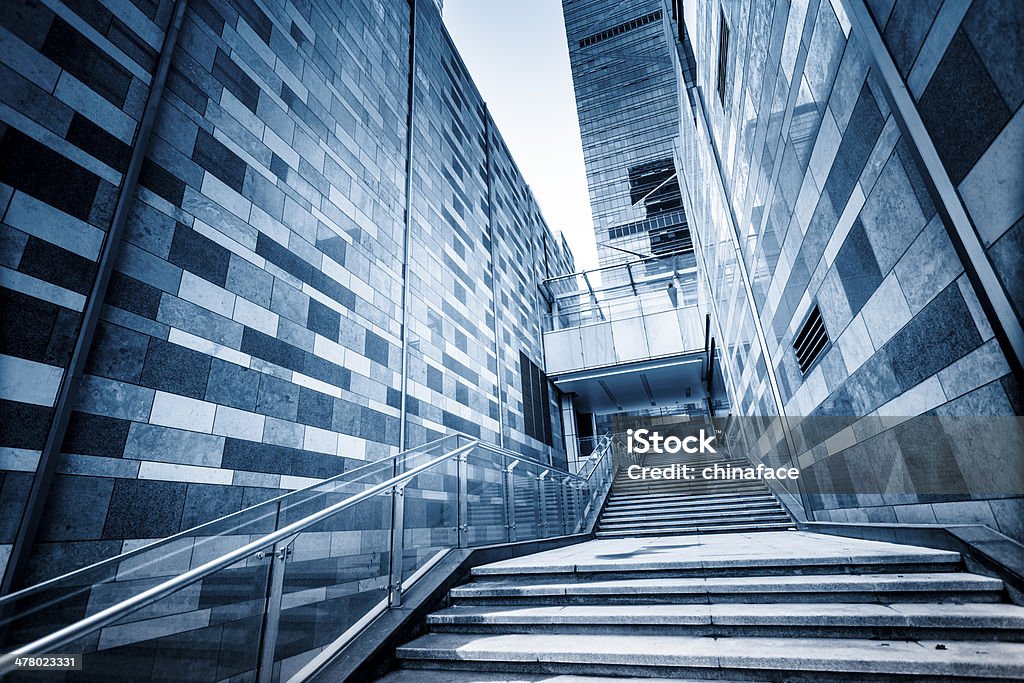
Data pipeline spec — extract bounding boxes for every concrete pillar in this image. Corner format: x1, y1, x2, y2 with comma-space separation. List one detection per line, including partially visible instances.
561, 394, 581, 473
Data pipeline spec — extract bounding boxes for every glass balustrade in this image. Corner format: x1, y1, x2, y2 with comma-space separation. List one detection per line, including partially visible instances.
0, 435, 615, 682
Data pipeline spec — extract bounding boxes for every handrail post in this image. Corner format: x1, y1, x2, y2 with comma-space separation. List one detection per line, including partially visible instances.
504, 459, 518, 543
560, 477, 571, 534
457, 452, 469, 548
388, 483, 407, 607
537, 471, 549, 537
256, 537, 290, 683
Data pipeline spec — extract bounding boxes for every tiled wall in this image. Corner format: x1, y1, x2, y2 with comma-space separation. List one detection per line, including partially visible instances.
671, 0, 1023, 539
0, 0, 570, 587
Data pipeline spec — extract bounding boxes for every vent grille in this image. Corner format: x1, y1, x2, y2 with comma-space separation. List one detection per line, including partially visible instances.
793, 305, 829, 374
520, 351, 553, 446
579, 10, 662, 48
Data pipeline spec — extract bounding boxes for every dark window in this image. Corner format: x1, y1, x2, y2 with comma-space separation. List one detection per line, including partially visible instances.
579, 10, 662, 48
716, 10, 730, 105
519, 351, 553, 446
793, 305, 829, 374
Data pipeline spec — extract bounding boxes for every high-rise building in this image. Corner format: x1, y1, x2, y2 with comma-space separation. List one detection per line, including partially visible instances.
563, 0, 693, 269
0, 0, 571, 590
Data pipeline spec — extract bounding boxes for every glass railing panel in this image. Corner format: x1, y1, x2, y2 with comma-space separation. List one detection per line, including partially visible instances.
272, 492, 391, 682
0, 501, 281, 657
511, 460, 541, 539
45, 552, 270, 683
0, 436, 463, 649
463, 447, 506, 547
401, 456, 458, 584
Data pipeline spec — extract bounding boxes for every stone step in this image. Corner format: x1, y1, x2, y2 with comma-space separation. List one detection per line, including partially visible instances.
396, 633, 1024, 679
449, 573, 1005, 606
605, 490, 777, 508
599, 507, 788, 525
612, 479, 772, 493
470, 548, 963, 581
603, 494, 778, 513
425, 603, 1024, 640
597, 517, 792, 533
376, 670, 713, 683
608, 483, 770, 499
595, 521, 795, 538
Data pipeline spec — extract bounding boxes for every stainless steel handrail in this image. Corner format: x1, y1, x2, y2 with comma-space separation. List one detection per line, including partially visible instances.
0, 436, 615, 669
0, 434, 463, 605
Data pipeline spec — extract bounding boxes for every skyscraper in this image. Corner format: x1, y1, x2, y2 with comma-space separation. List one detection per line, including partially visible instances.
563, 0, 693, 268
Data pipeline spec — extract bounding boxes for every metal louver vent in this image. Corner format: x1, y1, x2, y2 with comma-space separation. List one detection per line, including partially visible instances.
793, 305, 829, 374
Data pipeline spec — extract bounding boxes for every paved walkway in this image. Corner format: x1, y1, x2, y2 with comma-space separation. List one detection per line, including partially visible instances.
473, 530, 960, 575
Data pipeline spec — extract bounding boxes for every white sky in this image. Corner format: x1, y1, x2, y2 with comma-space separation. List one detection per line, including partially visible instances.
443, 0, 598, 271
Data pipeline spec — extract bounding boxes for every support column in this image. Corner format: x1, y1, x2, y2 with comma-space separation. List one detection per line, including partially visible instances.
561, 394, 581, 473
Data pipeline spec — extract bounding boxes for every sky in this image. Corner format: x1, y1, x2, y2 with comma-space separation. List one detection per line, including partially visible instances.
442, 0, 598, 272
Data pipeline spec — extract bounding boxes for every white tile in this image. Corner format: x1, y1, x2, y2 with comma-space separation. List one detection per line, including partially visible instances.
291, 371, 343, 398
0, 354, 63, 406
201, 172, 251, 222
233, 296, 278, 336
337, 434, 366, 461
960, 105, 1024, 247
280, 474, 322, 490
212, 405, 265, 440
4, 192, 106, 261
168, 328, 250, 367
0, 447, 40, 472
149, 391, 216, 433
861, 274, 911, 349
0, 266, 86, 311
304, 426, 338, 455
878, 376, 947, 419
179, 271, 236, 318
138, 460, 233, 485
837, 313, 874, 375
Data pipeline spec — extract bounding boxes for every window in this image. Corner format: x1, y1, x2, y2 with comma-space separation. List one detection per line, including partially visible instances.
793, 305, 829, 374
519, 351, 553, 445
579, 10, 662, 48
716, 10, 730, 105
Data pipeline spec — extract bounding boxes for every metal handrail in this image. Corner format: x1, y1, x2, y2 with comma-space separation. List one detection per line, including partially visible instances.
0, 433, 463, 605
0, 436, 615, 670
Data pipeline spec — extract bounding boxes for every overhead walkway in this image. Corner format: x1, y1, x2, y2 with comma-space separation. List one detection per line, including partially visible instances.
542, 257, 709, 414
0, 435, 616, 681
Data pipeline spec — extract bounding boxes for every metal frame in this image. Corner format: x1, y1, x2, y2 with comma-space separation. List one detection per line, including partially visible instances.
0, 0, 190, 596
396, 0, 418, 453
0, 435, 617, 674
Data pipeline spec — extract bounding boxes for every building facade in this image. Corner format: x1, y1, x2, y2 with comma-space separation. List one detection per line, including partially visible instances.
563, 0, 694, 269
665, 0, 1023, 536
0, 0, 571, 589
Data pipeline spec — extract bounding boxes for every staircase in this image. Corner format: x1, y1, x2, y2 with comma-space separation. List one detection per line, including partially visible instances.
384, 531, 1024, 681
596, 450, 793, 538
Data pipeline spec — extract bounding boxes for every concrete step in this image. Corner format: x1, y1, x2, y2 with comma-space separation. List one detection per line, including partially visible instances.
396, 632, 1024, 679
608, 485, 771, 501
599, 507, 789, 526
376, 670, 726, 683
595, 521, 795, 538
605, 490, 778, 508
612, 480, 773, 494
610, 481, 770, 497
593, 518, 790, 532
470, 548, 963, 581
425, 603, 1024, 640
603, 494, 778, 513
449, 573, 1006, 606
